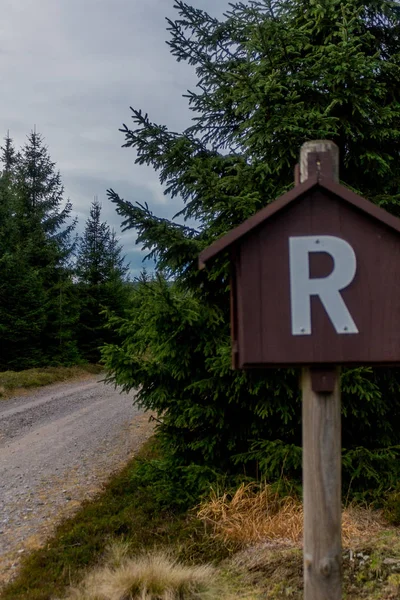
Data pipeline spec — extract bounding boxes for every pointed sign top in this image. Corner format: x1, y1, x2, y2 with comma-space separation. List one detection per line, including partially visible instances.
300, 140, 339, 183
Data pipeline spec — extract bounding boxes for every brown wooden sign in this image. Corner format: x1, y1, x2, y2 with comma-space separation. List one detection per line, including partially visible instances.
199, 142, 379, 600
199, 163, 400, 368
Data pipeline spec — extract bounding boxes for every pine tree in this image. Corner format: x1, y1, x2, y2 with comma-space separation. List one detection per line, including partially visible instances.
104, 0, 400, 498
0, 134, 47, 368
0, 132, 79, 368
15, 131, 78, 364
0, 135, 16, 236
0, 249, 47, 369
1, 132, 18, 175
16, 130, 76, 260
76, 199, 130, 362
0, 133, 19, 247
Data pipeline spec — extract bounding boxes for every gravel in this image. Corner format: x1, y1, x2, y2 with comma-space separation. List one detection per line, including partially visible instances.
0, 376, 153, 587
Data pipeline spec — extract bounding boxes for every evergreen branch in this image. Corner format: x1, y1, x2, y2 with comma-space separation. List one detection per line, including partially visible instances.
107, 190, 201, 278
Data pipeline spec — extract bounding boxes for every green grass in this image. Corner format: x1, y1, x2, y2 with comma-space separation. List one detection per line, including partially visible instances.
0, 439, 231, 600
0, 365, 103, 399
2, 436, 399, 600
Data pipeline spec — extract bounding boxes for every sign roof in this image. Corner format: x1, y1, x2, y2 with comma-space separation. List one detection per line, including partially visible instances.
199, 175, 400, 268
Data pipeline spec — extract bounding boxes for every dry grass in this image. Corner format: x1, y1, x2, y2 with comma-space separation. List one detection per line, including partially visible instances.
59, 546, 233, 600
342, 505, 387, 543
197, 483, 387, 546
0, 364, 102, 399
228, 528, 400, 600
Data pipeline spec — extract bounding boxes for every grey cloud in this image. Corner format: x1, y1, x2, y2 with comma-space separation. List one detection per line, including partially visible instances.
1, 0, 231, 274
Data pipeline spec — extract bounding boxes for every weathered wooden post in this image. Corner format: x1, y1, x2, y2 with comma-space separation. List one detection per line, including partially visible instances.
302, 367, 341, 599
300, 141, 342, 600
199, 139, 400, 600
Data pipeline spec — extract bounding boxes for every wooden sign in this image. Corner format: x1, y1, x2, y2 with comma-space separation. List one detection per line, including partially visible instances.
199, 140, 400, 600
200, 150, 400, 369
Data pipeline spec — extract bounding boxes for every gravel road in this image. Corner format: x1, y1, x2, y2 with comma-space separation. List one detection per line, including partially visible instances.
0, 376, 153, 587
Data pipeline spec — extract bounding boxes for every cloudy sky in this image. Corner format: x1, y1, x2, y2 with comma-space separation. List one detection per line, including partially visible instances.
0, 0, 230, 276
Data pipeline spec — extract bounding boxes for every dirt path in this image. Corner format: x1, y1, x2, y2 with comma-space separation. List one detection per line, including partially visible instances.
0, 377, 153, 586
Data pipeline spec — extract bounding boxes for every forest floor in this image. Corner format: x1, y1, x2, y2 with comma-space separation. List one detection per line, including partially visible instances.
1, 435, 399, 600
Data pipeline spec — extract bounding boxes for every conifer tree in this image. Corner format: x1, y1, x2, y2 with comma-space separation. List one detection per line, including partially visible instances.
104, 0, 400, 498
0, 132, 78, 367
76, 199, 129, 362
16, 131, 76, 260
0, 134, 47, 368
1, 132, 18, 175
15, 131, 78, 364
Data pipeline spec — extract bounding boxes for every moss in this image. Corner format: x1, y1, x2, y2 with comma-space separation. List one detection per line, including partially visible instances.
387, 573, 400, 594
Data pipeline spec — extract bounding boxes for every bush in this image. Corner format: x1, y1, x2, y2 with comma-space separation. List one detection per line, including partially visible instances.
131, 457, 226, 512
104, 0, 400, 502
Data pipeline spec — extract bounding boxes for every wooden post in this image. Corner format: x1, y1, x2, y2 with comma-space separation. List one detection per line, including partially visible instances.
300, 141, 342, 600
302, 368, 342, 599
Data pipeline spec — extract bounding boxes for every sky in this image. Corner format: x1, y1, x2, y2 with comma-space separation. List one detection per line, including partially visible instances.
0, 0, 231, 276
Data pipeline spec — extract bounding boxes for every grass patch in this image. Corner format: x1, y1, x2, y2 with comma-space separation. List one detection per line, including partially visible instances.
59, 545, 263, 600
60, 548, 222, 600
2, 441, 399, 600
0, 439, 231, 600
0, 364, 103, 400
226, 529, 400, 600
197, 483, 387, 546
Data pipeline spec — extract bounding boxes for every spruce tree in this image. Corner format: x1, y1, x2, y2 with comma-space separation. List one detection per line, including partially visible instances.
15, 131, 78, 364
1, 132, 18, 175
16, 130, 76, 263
0, 134, 47, 368
104, 0, 400, 498
76, 199, 129, 362
0, 132, 79, 368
